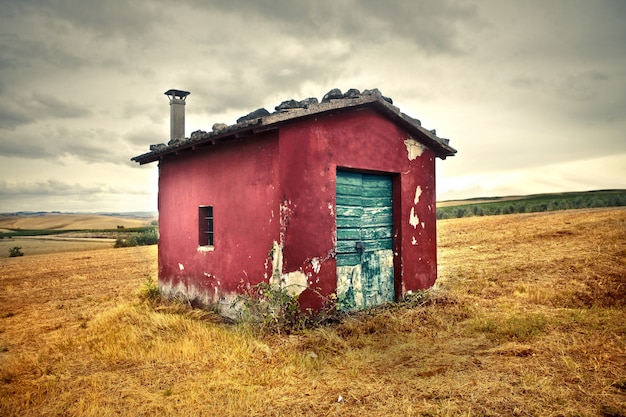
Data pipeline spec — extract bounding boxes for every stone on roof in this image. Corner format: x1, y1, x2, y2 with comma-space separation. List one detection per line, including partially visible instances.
322, 88, 344, 102
132, 88, 456, 164
236, 108, 271, 124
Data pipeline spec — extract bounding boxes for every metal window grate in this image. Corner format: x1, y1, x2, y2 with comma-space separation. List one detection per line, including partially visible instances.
199, 206, 214, 246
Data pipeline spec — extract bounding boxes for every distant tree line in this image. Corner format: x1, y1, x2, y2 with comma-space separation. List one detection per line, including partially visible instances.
436, 190, 626, 220
0, 226, 156, 239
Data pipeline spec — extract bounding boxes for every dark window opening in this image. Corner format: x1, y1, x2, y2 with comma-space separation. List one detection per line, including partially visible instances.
199, 206, 214, 246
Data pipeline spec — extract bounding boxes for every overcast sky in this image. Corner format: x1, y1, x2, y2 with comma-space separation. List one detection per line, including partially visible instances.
1, 0, 624, 213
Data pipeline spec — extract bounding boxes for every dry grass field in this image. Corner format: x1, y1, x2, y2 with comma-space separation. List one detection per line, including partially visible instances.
0, 237, 114, 258
0, 214, 154, 231
0, 208, 624, 416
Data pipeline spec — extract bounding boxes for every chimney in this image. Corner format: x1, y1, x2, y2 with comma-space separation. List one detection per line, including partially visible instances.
164, 89, 190, 141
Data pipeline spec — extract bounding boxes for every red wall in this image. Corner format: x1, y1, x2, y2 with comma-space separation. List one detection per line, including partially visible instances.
278, 108, 438, 310
157, 107, 438, 312
157, 132, 280, 306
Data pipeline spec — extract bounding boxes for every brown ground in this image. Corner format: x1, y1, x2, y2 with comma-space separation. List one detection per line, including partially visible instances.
0, 246, 157, 356
0, 208, 624, 416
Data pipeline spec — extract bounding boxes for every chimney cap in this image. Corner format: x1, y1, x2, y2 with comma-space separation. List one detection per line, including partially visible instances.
164, 89, 190, 100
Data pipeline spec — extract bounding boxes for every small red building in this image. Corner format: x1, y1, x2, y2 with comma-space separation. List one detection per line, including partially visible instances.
132, 88, 456, 316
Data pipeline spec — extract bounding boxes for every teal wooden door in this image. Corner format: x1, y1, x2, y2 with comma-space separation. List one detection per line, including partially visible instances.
336, 170, 394, 311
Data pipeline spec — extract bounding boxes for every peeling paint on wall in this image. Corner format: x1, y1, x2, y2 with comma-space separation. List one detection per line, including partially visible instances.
279, 200, 294, 246
267, 240, 311, 297
404, 138, 425, 161
311, 257, 321, 274
269, 240, 283, 287
409, 207, 420, 228
282, 270, 308, 296
414, 185, 422, 205
178, 263, 184, 271
337, 264, 362, 309
412, 236, 418, 245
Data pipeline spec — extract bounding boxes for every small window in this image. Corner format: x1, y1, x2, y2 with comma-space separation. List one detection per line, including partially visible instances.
199, 206, 214, 246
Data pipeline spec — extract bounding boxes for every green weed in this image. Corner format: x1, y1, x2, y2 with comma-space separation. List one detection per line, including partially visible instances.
235, 282, 308, 335
139, 275, 161, 303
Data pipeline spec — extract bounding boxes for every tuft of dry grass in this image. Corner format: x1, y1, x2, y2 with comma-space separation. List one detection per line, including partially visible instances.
0, 208, 625, 416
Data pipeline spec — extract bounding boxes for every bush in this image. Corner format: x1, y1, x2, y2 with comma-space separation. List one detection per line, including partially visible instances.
235, 282, 307, 335
8, 247, 24, 257
114, 228, 159, 248
234, 280, 339, 335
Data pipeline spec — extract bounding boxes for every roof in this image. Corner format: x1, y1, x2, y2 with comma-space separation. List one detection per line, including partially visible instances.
131, 88, 457, 165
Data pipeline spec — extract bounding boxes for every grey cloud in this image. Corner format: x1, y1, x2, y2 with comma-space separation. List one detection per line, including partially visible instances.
510, 70, 612, 102
51, 127, 144, 166
0, 94, 91, 128
121, 99, 167, 125
0, 102, 32, 129
1, 0, 625, 212
124, 127, 165, 147
174, 16, 360, 117
3, 0, 164, 40
0, 178, 153, 199
184, 46, 353, 116
508, 68, 626, 129
0, 1, 165, 85
0, 126, 141, 166
192, 0, 479, 54
357, 0, 479, 53
0, 24, 89, 72
483, 0, 626, 66
0, 179, 106, 197
24, 94, 91, 119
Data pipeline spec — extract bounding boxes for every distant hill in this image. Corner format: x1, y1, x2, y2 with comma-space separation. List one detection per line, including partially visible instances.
436, 189, 626, 219
0, 213, 157, 231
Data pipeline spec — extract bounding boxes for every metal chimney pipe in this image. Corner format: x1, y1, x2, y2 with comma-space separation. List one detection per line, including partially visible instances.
164, 89, 190, 141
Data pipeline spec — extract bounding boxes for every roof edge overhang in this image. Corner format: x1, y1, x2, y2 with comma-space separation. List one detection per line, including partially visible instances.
131, 96, 457, 165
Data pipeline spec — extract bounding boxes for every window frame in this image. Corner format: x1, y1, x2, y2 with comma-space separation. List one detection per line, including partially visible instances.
198, 205, 214, 247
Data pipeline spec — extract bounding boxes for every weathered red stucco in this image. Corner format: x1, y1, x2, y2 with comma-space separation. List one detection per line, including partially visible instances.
156, 106, 440, 313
